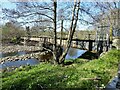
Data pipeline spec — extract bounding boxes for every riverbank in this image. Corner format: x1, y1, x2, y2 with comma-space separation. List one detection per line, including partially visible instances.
2, 49, 120, 90
0, 45, 46, 64
1, 45, 43, 53
0, 50, 51, 64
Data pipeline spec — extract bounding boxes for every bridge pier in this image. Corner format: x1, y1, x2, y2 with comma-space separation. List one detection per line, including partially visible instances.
89, 41, 93, 51
97, 41, 103, 54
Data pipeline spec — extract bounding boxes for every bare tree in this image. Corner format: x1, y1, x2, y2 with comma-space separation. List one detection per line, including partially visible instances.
94, 2, 120, 51
59, 0, 80, 64
2, 1, 118, 64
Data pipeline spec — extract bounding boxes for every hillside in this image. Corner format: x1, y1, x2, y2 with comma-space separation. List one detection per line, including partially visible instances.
2, 49, 120, 90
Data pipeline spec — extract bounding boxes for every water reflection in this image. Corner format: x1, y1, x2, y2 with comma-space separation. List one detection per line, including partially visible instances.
0, 58, 39, 69
1, 48, 87, 60
65, 48, 87, 60
0, 48, 87, 69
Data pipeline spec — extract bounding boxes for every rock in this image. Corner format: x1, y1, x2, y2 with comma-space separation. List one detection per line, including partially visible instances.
31, 57, 34, 59
27, 63, 30, 66
1, 61, 5, 64
15, 68, 18, 71
6, 67, 10, 71
15, 59, 19, 61
1, 46, 45, 63
28, 57, 31, 59
100, 52, 106, 57
19, 66, 23, 69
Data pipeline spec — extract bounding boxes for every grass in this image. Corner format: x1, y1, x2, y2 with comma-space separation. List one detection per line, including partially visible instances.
2, 49, 120, 90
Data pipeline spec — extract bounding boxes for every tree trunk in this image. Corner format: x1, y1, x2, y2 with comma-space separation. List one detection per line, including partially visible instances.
60, 20, 63, 46
53, 0, 58, 64
26, 26, 30, 43
59, 1, 80, 64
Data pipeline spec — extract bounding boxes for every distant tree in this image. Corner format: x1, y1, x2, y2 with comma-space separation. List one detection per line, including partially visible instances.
2, 21, 24, 44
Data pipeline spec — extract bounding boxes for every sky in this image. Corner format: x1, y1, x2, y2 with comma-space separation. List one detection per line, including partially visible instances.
0, 0, 119, 31
0, 0, 16, 25
0, 0, 93, 30
0, 0, 120, 2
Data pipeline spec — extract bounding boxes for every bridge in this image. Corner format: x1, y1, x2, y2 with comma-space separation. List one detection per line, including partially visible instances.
21, 36, 112, 53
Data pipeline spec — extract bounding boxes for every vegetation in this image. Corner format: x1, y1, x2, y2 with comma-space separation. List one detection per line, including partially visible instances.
2, 49, 120, 90
2, 22, 24, 44
74, 30, 96, 40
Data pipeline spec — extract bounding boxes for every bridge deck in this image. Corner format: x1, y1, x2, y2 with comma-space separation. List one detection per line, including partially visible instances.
21, 36, 112, 43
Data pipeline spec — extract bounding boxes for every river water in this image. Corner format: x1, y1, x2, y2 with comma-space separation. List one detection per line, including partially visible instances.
0, 59, 39, 69
0, 51, 26, 58
0, 48, 87, 69
65, 48, 86, 60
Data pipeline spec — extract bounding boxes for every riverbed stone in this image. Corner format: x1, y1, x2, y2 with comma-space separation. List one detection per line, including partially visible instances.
2, 45, 43, 54
1, 46, 52, 64
1, 61, 4, 64
15, 59, 19, 61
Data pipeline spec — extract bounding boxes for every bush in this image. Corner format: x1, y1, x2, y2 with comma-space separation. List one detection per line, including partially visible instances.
10, 36, 21, 44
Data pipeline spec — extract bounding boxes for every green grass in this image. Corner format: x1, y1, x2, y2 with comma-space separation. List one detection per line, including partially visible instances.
2, 49, 120, 90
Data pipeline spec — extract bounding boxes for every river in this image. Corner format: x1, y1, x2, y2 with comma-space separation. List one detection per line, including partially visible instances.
0, 48, 87, 69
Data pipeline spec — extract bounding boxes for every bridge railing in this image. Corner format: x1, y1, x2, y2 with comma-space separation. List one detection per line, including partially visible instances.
21, 36, 112, 52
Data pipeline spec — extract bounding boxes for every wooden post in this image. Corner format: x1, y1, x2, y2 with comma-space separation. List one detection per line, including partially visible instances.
82, 41, 84, 49
76, 40, 78, 48
89, 40, 93, 51
43, 37, 46, 44
26, 26, 30, 41
88, 34, 92, 51
49, 38, 50, 42
97, 41, 103, 54
99, 41, 103, 54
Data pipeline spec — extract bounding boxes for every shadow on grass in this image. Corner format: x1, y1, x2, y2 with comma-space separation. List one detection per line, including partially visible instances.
79, 51, 99, 60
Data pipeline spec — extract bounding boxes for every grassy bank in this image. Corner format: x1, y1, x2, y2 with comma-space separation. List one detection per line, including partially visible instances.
2, 49, 120, 90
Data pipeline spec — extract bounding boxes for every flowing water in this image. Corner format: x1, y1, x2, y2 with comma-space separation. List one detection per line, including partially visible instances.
0, 58, 39, 69
0, 48, 87, 69
65, 48, 87, 60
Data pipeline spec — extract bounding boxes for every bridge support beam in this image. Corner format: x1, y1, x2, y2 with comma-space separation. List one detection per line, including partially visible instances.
97, 41, 103, 54
89, 41, 93, 51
